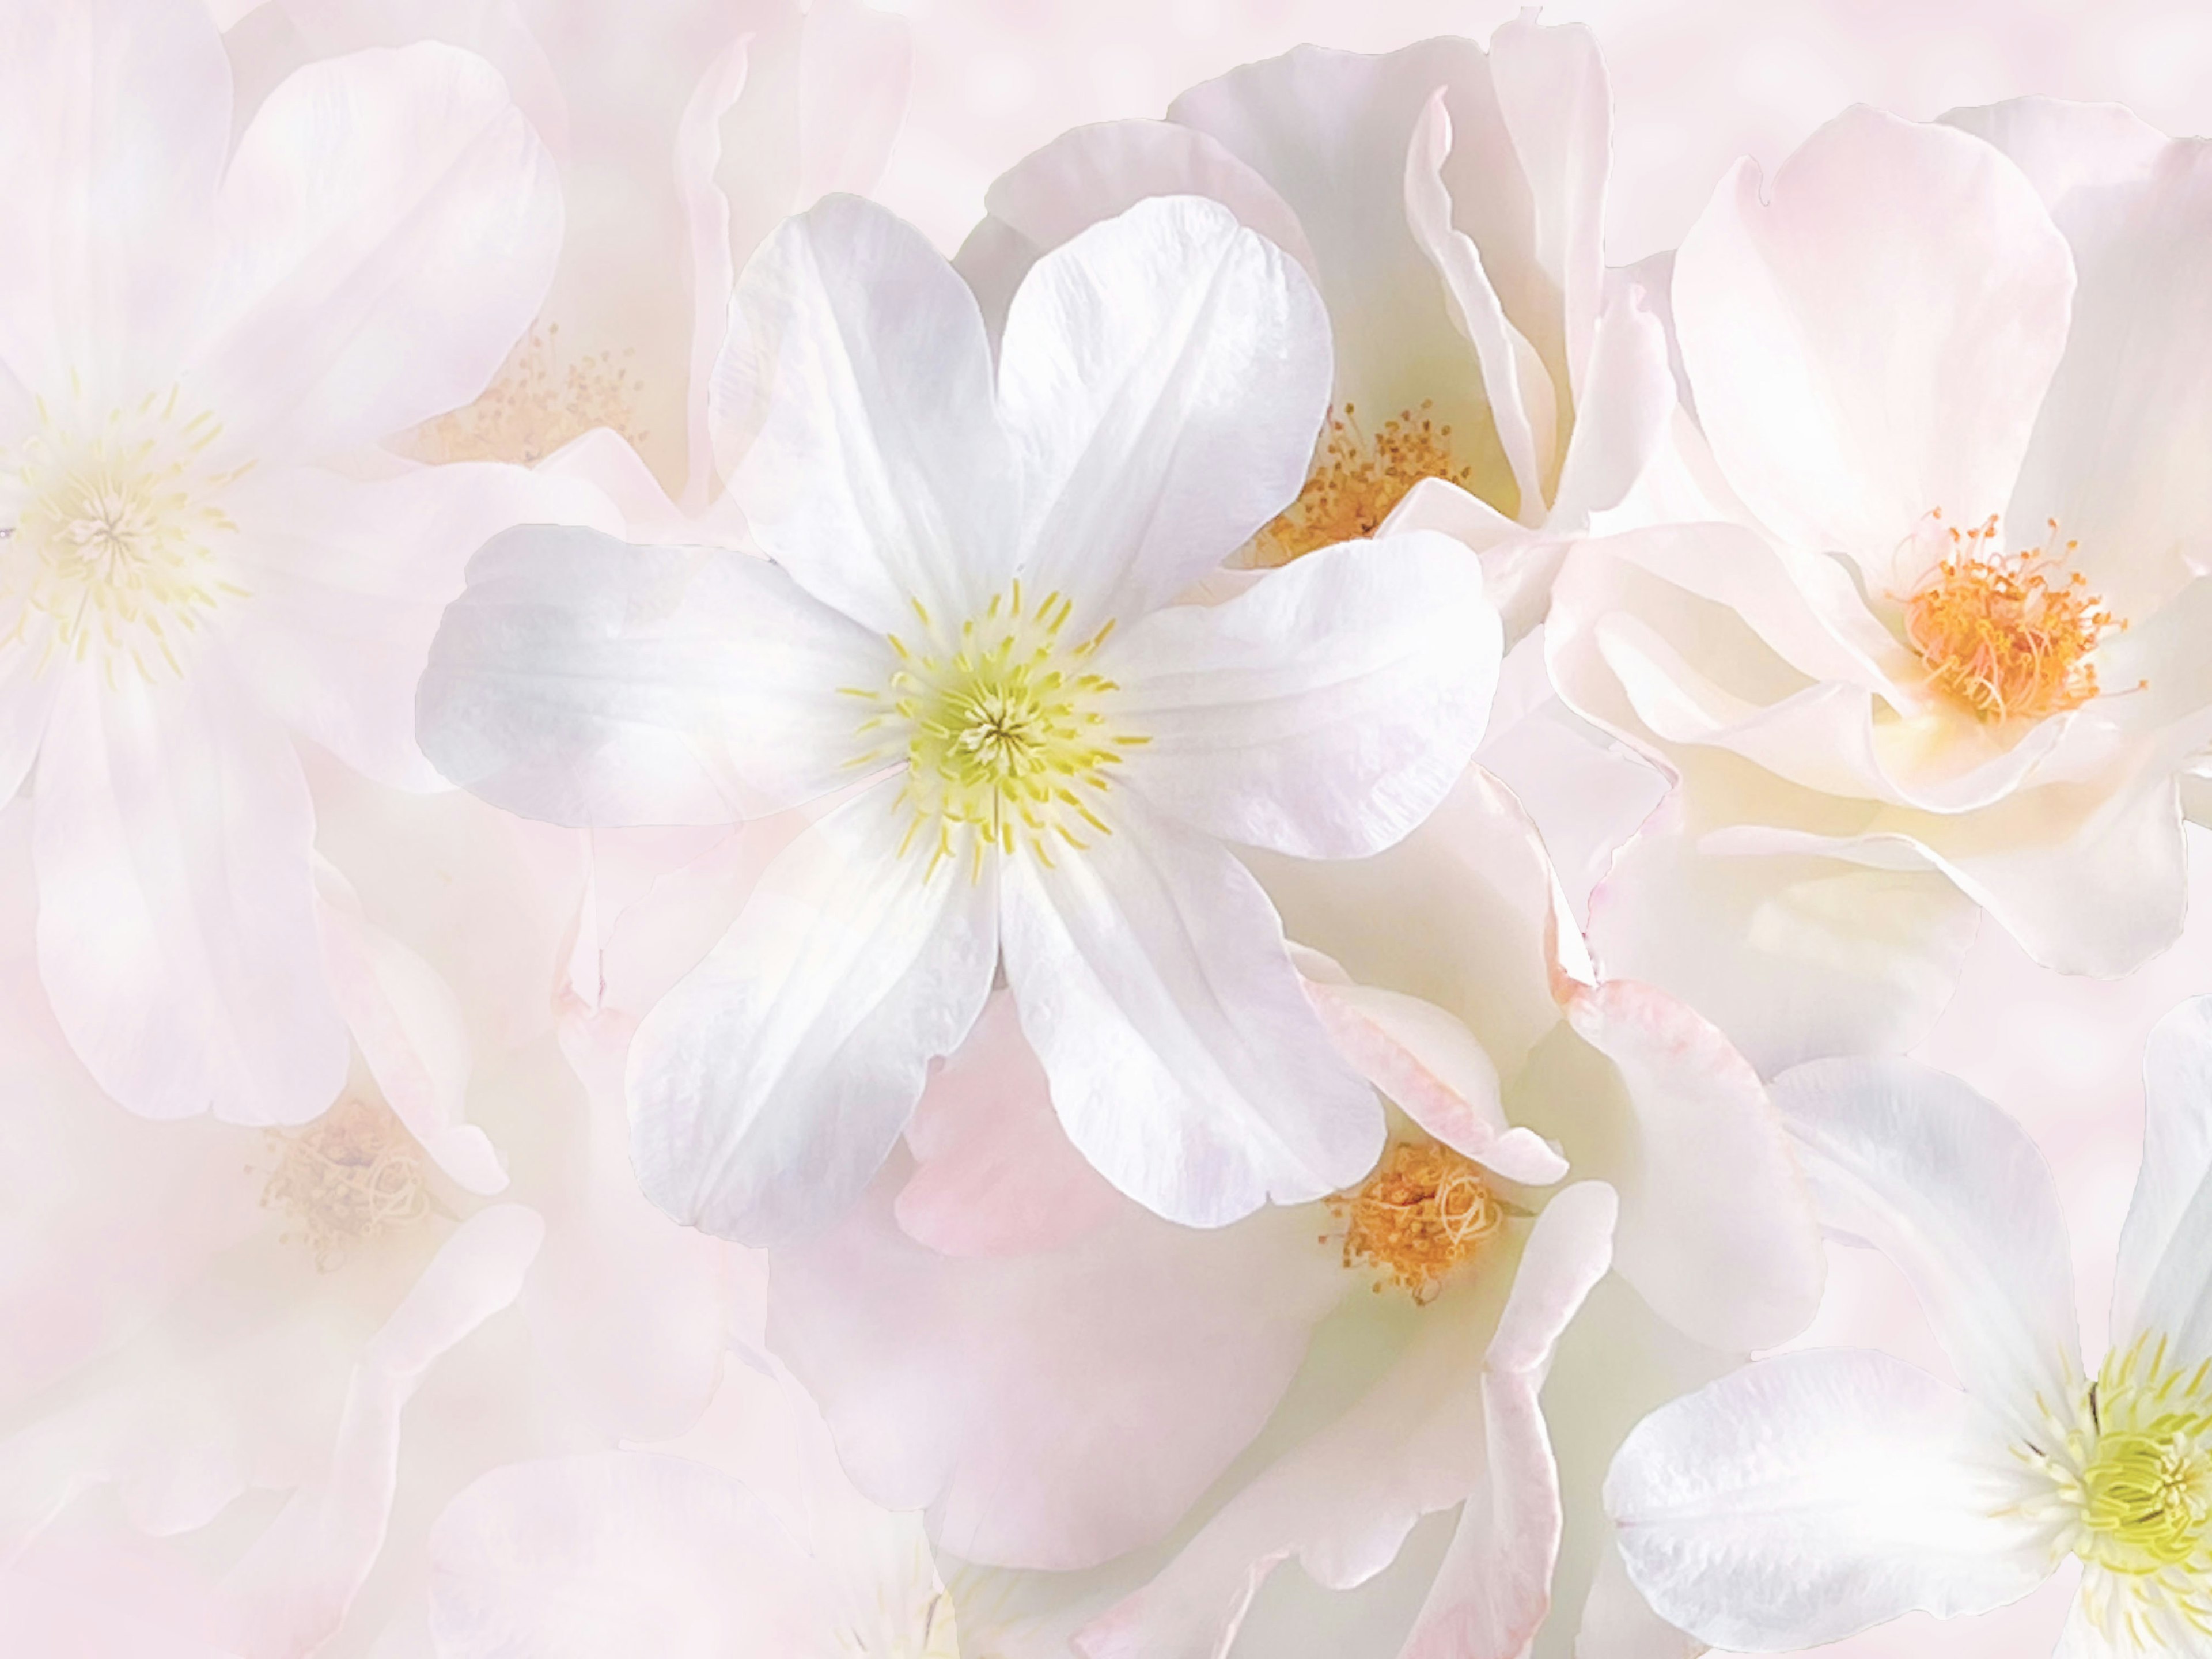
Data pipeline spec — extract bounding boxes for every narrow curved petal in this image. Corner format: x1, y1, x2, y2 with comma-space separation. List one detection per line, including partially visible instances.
1607, 1349, 2051, 1650
1547, 290, 1676, 531
1000, 794, 1381, 1227
418, 523, 887, 828
198, 43, 560, 459
628, 781, 998, 1245
2115, 995, 2212, 1340
999, 195, 1332, 628
1674, 108, 2074, 582
1108, 533, 1497, 859
1560, 980, 1824, 1353
1771, 1056, 2080, 1429
33, 666, 347, 1124
721, 195, 1017, 635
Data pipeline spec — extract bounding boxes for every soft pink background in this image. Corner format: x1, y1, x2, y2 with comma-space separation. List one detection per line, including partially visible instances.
870, 4, 2212, 1652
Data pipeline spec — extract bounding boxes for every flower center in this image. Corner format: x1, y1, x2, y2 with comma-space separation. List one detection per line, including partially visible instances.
1901, 512, 2119, 722
851, 584, 1143, 878
2, 390, 244, 677
259, 1095, 438, 1272
1251, 401, 1474, 565
1324, 1139, 1509, 1305
419, 324, 647, 465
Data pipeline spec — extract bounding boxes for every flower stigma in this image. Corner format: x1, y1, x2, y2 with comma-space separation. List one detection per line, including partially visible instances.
1, 387, 246, 680
1901, 511, 2122, 722
1324, 1138, 1510, 1305
1252, 401, 1476, 565
850, 582, 1145, 879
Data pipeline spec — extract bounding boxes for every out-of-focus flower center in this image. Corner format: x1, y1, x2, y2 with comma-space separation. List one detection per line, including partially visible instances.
1, 392, 245, 677
259, 1095, 437, 1273
1324, 1138, 1508, 1305
421, 324, 647, 465
1901, 512, 2119, 722
2022, 1334, 2212, 1637
1252, 401, 1474, 565
851, 583, 1144, 878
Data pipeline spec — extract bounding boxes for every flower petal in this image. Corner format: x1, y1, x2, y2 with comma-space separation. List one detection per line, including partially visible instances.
720, 195, 1016, 635
1606, 1348, 2050, 1649
1674, 108, 2074, 582
418, 522, 887, 828
1000, 793, 1381, 1226
998, 194, 1331, 628
32, 665, 347, 1123
1107, 533, 1497, 859
628, 780, 998, 1245
1771, 1055, 2080, 1428
2115, 995, 2212, 1342
197, 43, 561, 459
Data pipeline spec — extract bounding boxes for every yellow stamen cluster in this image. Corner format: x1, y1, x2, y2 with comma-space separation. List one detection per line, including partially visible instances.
850, 583, 1145, 878
1324, 1139, 1509, 1305
2, 389, 246, 679
1251, 401, 1474, 566
1902, 512, 2119, 722
258, 1095, 437, 1273
421, 324, 647, 465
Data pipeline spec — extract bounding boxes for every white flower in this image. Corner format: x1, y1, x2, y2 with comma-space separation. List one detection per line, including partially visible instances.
1607, 994, 2212, 1656
1549, 103, 2212, 1074
419, 192, 1500, 1241
0, 0, 608, 1122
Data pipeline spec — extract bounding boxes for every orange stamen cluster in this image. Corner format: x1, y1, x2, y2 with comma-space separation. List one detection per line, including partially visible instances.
258, 1096, 437, 1272
1324, 1139, 1508, 1305
1252, 401, 1474, 566
423, 324, 647, 465
1903, 513, 2119, 723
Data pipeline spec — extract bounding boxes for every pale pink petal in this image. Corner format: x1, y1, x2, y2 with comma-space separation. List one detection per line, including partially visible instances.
33, 665, 349, 1123
1942, 96, 2168, 246
2115, 995, 2212, 1340
797, 0, 912, 202
1573, 1542, 1699, 1659
1547, 290, 1675, 532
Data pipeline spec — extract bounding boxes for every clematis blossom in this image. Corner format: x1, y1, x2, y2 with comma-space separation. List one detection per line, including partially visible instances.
0, 0, 609, 1123
419, 191, 1500, 1241
1609, 994, 2212, 1656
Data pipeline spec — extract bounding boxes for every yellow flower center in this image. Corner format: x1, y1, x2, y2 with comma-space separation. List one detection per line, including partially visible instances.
849, 583, 1144, 878
1251, 401, 1475, 566
2, 390, 245, 678
1901, 512, 2120, 722
259, 1095, 438, 1272
1324, 1139, 1509, 1305
419, 324, 648, 465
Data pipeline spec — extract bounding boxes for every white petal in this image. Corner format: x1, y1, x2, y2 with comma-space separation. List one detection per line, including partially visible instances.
998, 195, 1331, 628
197, 44, 560, 458
1607, 1348, 2050, 1649
1106, 533, 1497, 859
418, 523, 887, 828
1000, 793, 1381, 1226
721, 196, 1017, 636
2115, 995, 2212, 1342
627, 781, 998, 1245
1675, 108, 2074, 583
1942, 96, 2169, 248
1547, 289, 1676, 532
32, 665, 347, 1123
1771, 1055, 2080, 1429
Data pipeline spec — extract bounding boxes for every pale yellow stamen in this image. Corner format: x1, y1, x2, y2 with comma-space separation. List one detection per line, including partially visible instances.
421, 324, 647, 465
258, 1095, 437, 1272
1323, 1139, 1509, 1305
1251, 401, 1474, 566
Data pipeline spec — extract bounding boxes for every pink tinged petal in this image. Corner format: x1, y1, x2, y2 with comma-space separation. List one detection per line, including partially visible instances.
1574, 1543, 1700, 1659
628, 781, 998, 1245
1302, 976, 1567, 1187
224, 460, 616, 793
0, 646, 59, 802
198, 44, 560, 460
2115, 995, 2212, 1340
417, 523, 887, 829
1771, 1056, 2081, 1428
1546, 291, 1676, 532
1396, 1181, 1617, 1659
219, 1204, 546, 1659
1107, 533, 1497, 860
771, 1164, 1340, 1572
1673, 108, 2075, 584
999, 794, 1382, 1228
998, 195, 1332, 630
0, 0, 230, 399
427, 1450, 837, 1659
1561, 980, 1824, 1353
1942, 96, 2169, 248
1605, 1348, 2050, 1650
33, 666, 347, 1123
892, 990, 1124, 1257
313, 859, 503, 1194
953, 118, 1316, 341
719, 195, 1018, 635
797, 0, 912, 203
